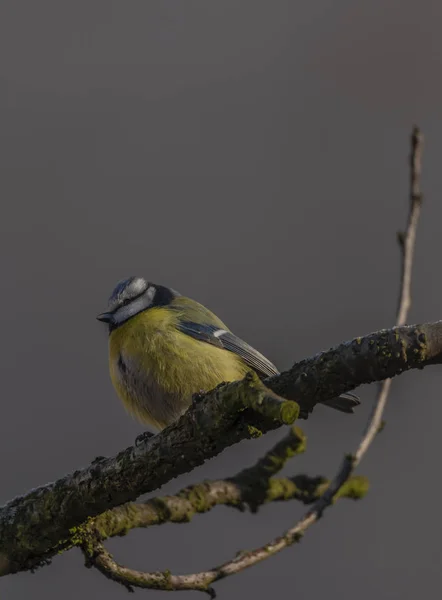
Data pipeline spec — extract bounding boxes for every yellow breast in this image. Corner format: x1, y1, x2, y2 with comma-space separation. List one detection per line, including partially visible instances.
108, 307, 248, 429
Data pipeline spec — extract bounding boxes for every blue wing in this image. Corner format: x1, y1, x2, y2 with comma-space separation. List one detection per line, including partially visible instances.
177, 321, 361, 414
177, 321, 279, 378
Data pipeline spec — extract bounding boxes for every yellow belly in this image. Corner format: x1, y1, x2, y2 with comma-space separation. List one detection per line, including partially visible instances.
108, 307, 248, 429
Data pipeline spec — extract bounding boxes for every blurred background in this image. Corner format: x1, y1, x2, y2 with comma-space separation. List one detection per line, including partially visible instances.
1, 1, 441, 598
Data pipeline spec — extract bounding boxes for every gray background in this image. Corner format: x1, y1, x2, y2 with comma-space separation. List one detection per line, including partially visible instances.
1, 1, 441, 598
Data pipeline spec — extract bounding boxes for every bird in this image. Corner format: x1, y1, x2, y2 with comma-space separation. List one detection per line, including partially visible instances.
97, 276, 360, 431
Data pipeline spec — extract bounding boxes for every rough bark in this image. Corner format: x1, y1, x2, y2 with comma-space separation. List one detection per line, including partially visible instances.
0, 320, 440, 576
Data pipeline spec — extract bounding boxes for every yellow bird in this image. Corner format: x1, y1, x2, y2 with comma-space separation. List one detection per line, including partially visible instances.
97, 277, 360, 430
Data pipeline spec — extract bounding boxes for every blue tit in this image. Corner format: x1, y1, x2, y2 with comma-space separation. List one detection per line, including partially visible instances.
97, 277, 360, 431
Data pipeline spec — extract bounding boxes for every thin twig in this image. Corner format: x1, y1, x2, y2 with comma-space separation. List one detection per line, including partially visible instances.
86, 474, 366, 541
3, 318, 441, 575
398, 125, 424, 324
83, 430, 367, 595
357, 125, 423, 462
83, 127, 423, 594
296, 126, 423, 519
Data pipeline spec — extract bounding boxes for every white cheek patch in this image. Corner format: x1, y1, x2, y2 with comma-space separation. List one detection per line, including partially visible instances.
113, 288, 156, 325
145, 285, 156, 305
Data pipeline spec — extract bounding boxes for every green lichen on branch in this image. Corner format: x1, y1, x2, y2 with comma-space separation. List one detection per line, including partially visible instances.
80, 472, 368, 544
64, 426, 366, 552
238, 372, 300, 424
268, 322, 442, 415
229, 425, 306, 512
75, 423, 368, 596
82, 470, 369, 595
0, 373, 299, 575
1, 320, 441, 576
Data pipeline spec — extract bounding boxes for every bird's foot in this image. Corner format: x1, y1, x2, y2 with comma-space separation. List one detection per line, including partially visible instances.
135, 431, 156, 446
192, 389, 207, 405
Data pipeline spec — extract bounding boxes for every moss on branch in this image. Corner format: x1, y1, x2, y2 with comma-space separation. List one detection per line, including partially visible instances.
0, 321, 441, 576
268, 322, 442, 415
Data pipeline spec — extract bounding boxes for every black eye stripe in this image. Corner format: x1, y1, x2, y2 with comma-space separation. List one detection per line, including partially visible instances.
116, 288, 148, 309
107, 276, 149, 312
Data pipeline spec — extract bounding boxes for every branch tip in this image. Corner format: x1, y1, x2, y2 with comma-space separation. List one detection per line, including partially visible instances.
0, 128, 427, 595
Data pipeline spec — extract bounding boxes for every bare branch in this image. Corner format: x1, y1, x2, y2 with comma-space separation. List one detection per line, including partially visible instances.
228, 125, 426, 589
0, 137, 431, 583
396, 126, 423, 323
1, 320, 440, 576
77, 127, 425, 594
81, 428, 367, 595
296, 126, 424, 535
1, 317, 440, 576
88, 474, 366, 542
74, 427, 306, 545
0, 373, 299, 575
71, 427, 365, 542
357, 125, 423, 462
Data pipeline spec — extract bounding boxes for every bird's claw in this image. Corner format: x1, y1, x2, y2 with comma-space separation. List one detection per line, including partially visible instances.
135, 431, 155, 446
192, 389, 207, 405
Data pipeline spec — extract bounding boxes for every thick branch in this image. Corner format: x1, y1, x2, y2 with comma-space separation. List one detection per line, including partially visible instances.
86, 469, 367, 597
81, 427, 367, 594
268, 318, 440, 412
204, 124, 424, 595
85, 126, 424, 595
80, 427, 309, 542
0, 316, 440, 576
0, 373, 298, 575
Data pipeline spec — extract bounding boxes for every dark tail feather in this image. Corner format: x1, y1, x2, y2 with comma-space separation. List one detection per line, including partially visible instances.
320, 392, 361, 414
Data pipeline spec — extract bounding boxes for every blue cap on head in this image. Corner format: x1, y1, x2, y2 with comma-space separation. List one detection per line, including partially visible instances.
107, 276, 148, 312
96, 277, 179, 327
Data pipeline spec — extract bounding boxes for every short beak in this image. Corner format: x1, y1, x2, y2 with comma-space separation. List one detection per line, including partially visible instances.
96, 311, 112, 323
